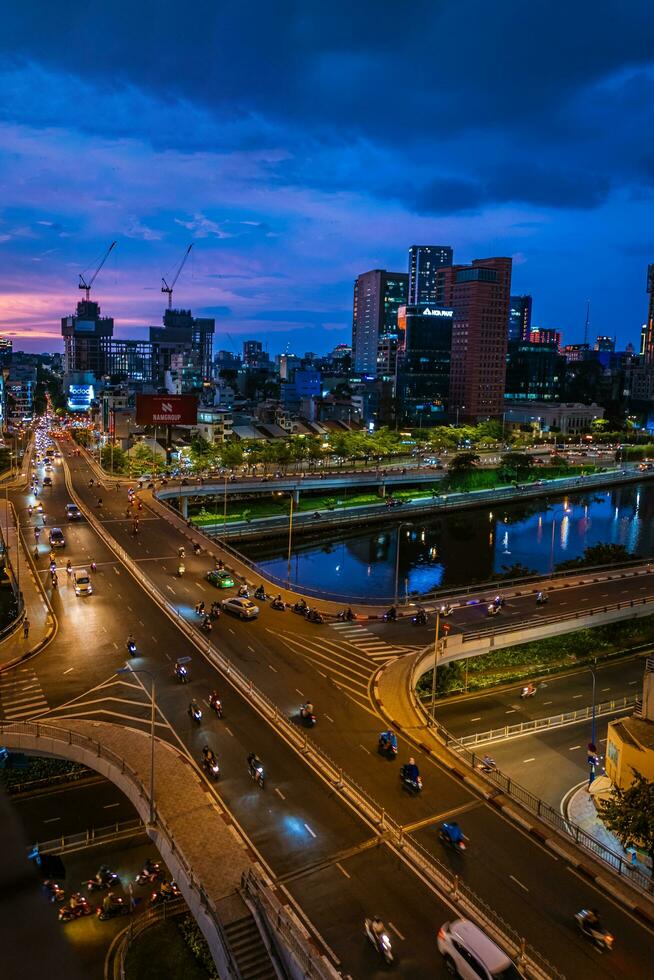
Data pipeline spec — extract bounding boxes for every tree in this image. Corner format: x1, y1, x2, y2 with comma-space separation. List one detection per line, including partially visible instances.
555, 543, 636, 571
499, 452, 535, 481
447, 452, 480, 473
220, 443, 243, 469
100, 445, 127, 474
598, 769, 654, 867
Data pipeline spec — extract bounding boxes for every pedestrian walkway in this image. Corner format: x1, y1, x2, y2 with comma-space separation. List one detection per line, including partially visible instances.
565, 779, 652, 879
329, 621, 414, 660
0, 499, 55, 674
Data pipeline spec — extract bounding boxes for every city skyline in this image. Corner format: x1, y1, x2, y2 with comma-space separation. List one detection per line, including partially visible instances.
3, 3, 654, 356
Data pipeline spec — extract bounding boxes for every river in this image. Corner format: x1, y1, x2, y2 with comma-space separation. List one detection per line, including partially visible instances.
238, 482, 654, 601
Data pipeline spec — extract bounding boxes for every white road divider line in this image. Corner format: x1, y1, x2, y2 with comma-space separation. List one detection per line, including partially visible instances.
304, 823, 317, 838
359, 743, 371, 755
388, 921, 405, 941
509, 874, 529, 893
335, 862, 350, 879
63, 667, 74, 675
275, 787, 286, 800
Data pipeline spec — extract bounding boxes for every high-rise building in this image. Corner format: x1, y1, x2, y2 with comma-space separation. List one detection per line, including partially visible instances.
396, 304, 453, 423
437, 257, 512, 421
0, 337, 12, 366
529, 327, 561, 348
644, 265, 654, 364
61, 299, 115, 379
595, 335, 615, 352
243, 340, 263, 364
508, 295, 532, 341
505, 340, 564, 401
408, 246, 453, 305
149, 308, 215, 391
351, 269, 408, 376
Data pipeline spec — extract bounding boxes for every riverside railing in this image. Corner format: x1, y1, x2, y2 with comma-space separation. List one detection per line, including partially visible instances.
450, 696, 636, 746
29, 816, 145, 854
61, 460, 563, 980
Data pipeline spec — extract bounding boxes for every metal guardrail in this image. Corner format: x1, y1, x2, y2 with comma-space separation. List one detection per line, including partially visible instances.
455, 696, 636, 746
463, 595, 654, 643
114, 897, 187, 980
62, 460, 561, 980
30, 816, 146, 854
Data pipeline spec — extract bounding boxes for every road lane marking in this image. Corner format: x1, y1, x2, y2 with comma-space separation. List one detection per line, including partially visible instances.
43, 817, 60, 824
509, 874, 529, 893
336, 862, 350, 879
388, 922, 405, 941
568, 745, 581, 750
543, 700, 552, 705
248, 646, 255, 653
228, 627, 235, 634
275, 787, 286, 800
324, 714, 334, 723
470, 716, 482, 721
195, 583, 205, 592
304, 823, 317, 838
505, 709, 517, 714
224, 726, 234, 737
166, 586, 175, 594
572, 694, 583, 699
63, 667, 74, 675
628, 680, 637, 685
601, 687, 610, 692
523, 757, 536, 763
152, 636, 157, 643
267, 664, 277, 673
359, 743, 371, 755
112, 642, 118, 650
295, 688, 304, 697
127, 606, 132, 612
139, 620, 144, 627
103, 803, 120, 809
113, 567, 120, 575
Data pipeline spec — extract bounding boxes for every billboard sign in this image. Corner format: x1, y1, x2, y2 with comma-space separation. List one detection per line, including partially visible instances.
136, 395, 198, 426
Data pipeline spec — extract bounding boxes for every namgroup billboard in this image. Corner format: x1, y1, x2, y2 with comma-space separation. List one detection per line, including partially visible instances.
135, 395, 198, 426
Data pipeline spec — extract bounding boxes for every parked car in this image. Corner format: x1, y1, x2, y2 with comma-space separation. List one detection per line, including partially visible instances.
206, 570, 235, 589
221, 597, 260, 620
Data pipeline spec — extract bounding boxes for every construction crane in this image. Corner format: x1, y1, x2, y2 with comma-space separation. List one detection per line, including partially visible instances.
78, 241, 117, 301
161, 243, 194, 309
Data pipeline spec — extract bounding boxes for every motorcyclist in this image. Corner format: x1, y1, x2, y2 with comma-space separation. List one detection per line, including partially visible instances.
126, 634, 135, 653
294, 597, 308, 612
178, 547, 185, 559
379, 731, 398, 752
254, 584, 266, 600
143, 857, 156, 877
402, 757, 420, 784
160, 879, 173, 899
189, 698, 200, 717
95, 864, 111, 887
385, 606, 398, 622
174, 661, 187, 680
581, 908, 601, 935
202, 744, 215, 763
482, 754, 496, 770
370, 916, 386, 943
441, 821, 465, 845
247, 751, 262, 776
414, 606, 427, 623
209, 690, 220, 707
69, 892, 83, 911
238, 584, 249, 597
301, 701, 314, 718
102, 892, 118, 914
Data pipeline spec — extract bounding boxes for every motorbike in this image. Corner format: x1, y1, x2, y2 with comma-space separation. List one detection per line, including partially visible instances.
126, 641, 136, 657
83, 871, 119, 892
477, 756, 496, 773
248, 760, 265, 788
177, 562, 185, 577
412, 610, 428, 626
439, 604, 454, 617
209, 696, 223, 718
174, 664, 189, 684
188, 703, 202, 724
299, 704, 316, 726
306, 609, 324, 624
44, 880, 65, 903
270, 597, 286, 611
487, 603, 500, 617
521, 684, 536, 699
575, 910, 614, 951
364, 919, 393, 964
254, 587, 267, 601
399, 765, 422, 794
149, 882, 181, 908
203, 755, 221, 780
59, 895, 92, 922
238, 586, 250, 598
135, 863, 162, 886
378, 734, 398, 758
493, 596, 505, 608
96, 897, 129, 920
383, 607, 398, 623
536, 592, 548, 605
293, 600, 308, 615
439, 824, 467, 852
337, 608, 355, 621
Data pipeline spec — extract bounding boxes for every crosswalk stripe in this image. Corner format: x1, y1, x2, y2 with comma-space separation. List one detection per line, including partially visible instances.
0, 666, 49, 721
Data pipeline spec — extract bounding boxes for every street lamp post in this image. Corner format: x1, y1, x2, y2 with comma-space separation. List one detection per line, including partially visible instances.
429, 608, 441, 726
394, 522, 413, 606
588, 660, 598, 787
286, 491, 294, 583
116, 665, 156, 824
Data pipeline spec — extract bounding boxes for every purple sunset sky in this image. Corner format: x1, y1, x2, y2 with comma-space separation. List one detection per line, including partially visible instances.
3, 2, 654, 354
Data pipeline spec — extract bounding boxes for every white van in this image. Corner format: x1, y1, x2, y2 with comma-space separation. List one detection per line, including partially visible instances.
73, 568, 93, 596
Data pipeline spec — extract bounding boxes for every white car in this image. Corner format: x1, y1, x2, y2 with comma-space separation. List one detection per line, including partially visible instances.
437, 919, 521, 979
73, 568, 93, 596
221, 597, 260, 620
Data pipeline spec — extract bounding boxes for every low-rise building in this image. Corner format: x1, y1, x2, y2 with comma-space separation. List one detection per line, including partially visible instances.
606, 657, 654, 789
503, 401, 604, 434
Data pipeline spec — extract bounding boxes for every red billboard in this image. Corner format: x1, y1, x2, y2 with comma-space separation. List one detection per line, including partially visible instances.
136, 395, 198, 426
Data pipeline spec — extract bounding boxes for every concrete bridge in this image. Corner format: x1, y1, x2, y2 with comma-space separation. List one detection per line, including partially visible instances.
0, 718, 338, 980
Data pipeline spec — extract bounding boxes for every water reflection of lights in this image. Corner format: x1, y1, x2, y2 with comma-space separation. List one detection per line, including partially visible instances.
502, 531, 510, 554
560, 514, 570, 550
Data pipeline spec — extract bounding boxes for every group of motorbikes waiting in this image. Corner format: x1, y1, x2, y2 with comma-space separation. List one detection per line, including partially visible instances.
55, 860, 180, 923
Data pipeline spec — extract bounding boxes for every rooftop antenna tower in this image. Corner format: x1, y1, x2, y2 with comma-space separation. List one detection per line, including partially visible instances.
583, 300, 590, 346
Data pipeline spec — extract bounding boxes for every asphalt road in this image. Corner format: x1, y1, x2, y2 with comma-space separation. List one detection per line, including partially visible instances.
12, 776, 139, 843
6, 437, 651, 979
434, 655, 646, 740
